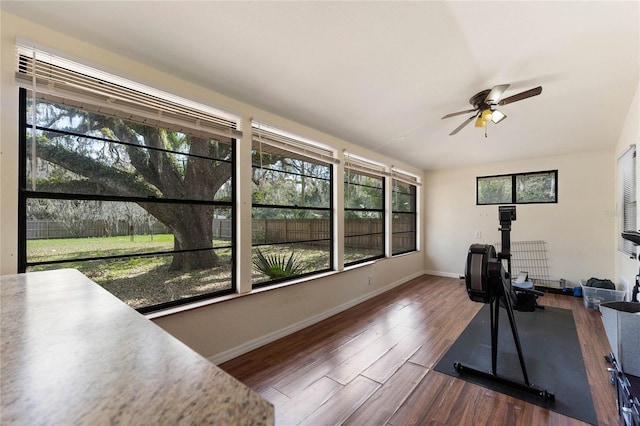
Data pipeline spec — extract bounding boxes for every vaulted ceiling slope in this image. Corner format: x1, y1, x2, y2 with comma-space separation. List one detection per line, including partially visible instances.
2, 1, 638, 170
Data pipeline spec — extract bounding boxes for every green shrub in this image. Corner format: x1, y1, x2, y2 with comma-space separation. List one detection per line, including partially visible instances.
253, 249, 305, 279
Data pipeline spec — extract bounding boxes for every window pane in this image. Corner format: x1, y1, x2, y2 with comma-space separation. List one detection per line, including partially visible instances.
252, 210, 330, 245
26, 249, 232, 311
477, 171, 557, 205
392, 179, 417, 255
21, 91, 235, 312
251, 242, 330, 285
477, 176, 512, 205
345, 211, 384, 264
251, 135, 333, 287
344, 171, 383, 209
515, 172, 556, 203
345, 211, 383, 230
252, 164, 330, 208
26, 199, 231, 263
392, 181, 416, 212
392, 212, 416, 237
619, 148, 636, 255
344, 169, 384, 265
26, 126, 232, 202
345, 236, 384, 264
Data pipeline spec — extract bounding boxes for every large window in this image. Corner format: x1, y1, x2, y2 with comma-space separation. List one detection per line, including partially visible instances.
13, 45, 422, 310
17, 50, 237, 313
344, 158, 385, 266
251, 124, 334, 286
477, 170, 558, 205
392, 178, 417, 255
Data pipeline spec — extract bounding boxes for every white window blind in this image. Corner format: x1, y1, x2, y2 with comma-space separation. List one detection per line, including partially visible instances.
252, 121, 339, 165
344, 152, 389, 178
619, 145, 636, 256
15, 43, 241, 140
391, 168, 421, 187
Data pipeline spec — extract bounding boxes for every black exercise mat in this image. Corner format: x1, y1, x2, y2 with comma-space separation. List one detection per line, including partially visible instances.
434, 305, 597, 425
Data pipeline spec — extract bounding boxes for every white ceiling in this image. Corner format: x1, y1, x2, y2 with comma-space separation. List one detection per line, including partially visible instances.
2, 1, 639, 170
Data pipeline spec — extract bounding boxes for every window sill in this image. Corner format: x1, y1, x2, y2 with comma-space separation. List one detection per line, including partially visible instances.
144, 269, 341, 320
144, 254, 420, 320
343, 259, 377, 271
391, 250, 420, 258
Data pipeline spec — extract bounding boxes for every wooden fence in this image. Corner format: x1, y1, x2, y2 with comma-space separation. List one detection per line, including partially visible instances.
253, 218, 414, 250
27, 218, 414, 250
26, 220, 169, 240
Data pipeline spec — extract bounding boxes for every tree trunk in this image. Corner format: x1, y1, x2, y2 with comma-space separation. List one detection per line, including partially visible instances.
165, 205, 221, 271
33, 112, 232, 273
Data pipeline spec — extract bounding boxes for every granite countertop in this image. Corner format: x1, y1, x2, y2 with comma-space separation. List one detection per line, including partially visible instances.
0, 269, 273, 425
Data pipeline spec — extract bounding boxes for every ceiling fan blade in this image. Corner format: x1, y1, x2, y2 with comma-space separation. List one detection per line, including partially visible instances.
491, 109, 507, 124
442, 109, 476, 119
449, 115, 476, 135
498, 86, 542, 106
485, 84, 510, 104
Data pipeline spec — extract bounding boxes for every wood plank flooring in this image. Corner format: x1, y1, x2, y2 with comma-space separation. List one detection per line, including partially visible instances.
220, 275, 622, 425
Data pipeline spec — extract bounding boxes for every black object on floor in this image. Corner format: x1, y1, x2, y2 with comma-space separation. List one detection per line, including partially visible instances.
434, 305, 597, 425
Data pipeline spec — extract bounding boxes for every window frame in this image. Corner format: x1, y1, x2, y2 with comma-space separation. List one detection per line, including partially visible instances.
618, 146, 636, 256
18, 88, 237, 314
391, 179, 417, 256
343, 168, 385, 266
251, 126, 334, 288
476, 170, 558, 205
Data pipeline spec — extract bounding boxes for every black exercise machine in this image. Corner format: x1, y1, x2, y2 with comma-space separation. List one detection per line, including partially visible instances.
454, 206, 555, 401
621, 230, 640, 303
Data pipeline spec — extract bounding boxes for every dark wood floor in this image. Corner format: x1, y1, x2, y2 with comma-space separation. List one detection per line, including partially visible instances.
220, 275, 622, 425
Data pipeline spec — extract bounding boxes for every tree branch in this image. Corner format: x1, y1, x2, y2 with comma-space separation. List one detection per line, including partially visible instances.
34, 143, 156, 197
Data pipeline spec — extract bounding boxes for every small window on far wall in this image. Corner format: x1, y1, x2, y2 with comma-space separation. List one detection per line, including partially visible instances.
477, 170, 558, 205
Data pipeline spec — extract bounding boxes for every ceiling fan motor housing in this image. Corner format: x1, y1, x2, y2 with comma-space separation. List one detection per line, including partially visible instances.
470, 89, 492, 111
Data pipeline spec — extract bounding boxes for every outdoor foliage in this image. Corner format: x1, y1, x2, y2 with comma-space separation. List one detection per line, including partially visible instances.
251, 151, 331, 219
516, 173, 556, 203
344, 170, 383, 218
477, 175, 512, 204
250, 144, 332, 284
26, 235, 232, 309
252, 248, 305, 279
392, 180, 416, 212
25, 95, 233, 272
391, 179, 417, 254
343, 169, 385, 263
477, 171, 556, 205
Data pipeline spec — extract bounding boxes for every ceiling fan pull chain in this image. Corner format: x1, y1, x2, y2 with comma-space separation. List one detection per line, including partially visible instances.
485, 126, 488, 138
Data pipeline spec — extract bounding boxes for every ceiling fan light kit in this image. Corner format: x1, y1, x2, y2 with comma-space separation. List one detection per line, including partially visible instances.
442, 84, 542, 136
475, 109, 493, 128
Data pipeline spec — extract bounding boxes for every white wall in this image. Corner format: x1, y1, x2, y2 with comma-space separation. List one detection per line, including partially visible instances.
424, 150, 615, 288
154, 254, 423, 363
615, 81, 640, 301
0, 11, 424, 362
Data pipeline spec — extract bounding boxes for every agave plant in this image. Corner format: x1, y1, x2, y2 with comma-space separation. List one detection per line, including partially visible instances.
253, 249, 305, 279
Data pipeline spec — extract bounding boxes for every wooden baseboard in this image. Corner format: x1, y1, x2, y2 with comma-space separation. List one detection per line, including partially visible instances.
423, 270, 462, 279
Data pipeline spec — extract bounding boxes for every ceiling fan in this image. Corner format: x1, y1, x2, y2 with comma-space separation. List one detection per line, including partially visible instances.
442, 84, 542, 136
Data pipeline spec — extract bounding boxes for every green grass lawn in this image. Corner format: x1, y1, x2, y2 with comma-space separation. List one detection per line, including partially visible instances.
27, 234, 235, 262
27, 234, 233, 309
26, 235, 335, 310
